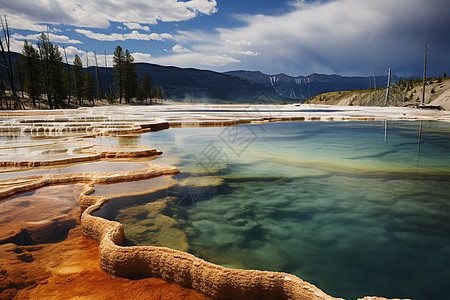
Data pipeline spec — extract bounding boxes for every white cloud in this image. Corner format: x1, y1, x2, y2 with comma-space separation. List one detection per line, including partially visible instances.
146, 52, 240, 69
10, 38, 26, 53
5, 0, 449, 77
45, 45, 152, 67
12, 33, 82, 44
132, 52, 152, 62
124, 22, 150, 31
3, 16, 48, 31
200, 55, 240, 66
174, 0, 450, 76
230, 50, 260, 56
225, 40, 252, 46
76, 29, 173, 42
172, 44, 191, 53
0, 0, 218, 30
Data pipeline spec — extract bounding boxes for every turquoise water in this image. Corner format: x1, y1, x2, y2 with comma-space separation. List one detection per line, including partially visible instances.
99, 121, 450, 300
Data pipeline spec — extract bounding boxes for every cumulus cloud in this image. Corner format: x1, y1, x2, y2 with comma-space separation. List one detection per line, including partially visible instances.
10, 38, 26, 53
124, 22, 150, 31
172, 44, 192, 53
200, 55, 240, 66
76, 29, 173, 42
230, 50, 259, 56
132, 52, 153, 62
12, 33, 82, 44
49, 45, 154, 67
0, 0, 218, 30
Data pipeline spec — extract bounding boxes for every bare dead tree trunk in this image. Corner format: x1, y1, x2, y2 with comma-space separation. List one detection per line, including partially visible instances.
94, 51, 101, 99
372, 60, 377, 104
104, 50, 111, 99
0, 15, 20, 109
384, 68, 391, 107
422, 38, 428, 104
63, 46, 72, 108
85, 51, 94, 106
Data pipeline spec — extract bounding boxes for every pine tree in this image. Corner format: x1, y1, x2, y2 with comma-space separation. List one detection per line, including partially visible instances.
0, 77, 6, 109
15, 60, 25, 98
72, 54, 84, 106
142, 73, 151, 102
107, 90, 115, 104
113, 46, 125, 103
0, 77, 5, 97
37, 33, 58, 109
156, 86, 163, 99
48, 44, 68, 108
151, 86, 156, 99
136, 86, 144, 102
84, 72, 95, 106
21, 40, 43, 107
123, 49, 137, 103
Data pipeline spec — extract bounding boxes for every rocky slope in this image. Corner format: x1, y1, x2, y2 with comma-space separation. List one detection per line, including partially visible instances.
305, 77, 450, 110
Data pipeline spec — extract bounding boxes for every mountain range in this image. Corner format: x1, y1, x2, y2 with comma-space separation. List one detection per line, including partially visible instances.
2, 52, 399, 103
225, 70, 398, 100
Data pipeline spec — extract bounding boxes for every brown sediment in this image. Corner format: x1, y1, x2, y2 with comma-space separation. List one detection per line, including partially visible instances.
0, 225, 210, 300
0, 161, 208, 299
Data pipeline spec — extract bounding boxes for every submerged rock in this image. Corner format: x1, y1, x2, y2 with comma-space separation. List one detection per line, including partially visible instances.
117, 198, 190, 252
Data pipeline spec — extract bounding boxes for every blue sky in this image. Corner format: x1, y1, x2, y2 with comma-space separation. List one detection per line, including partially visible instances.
2, 0, 449, 77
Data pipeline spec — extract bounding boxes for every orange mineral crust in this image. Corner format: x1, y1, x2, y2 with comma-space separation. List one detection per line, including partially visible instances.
0, 227, 210, 300
0, 184, 209, 299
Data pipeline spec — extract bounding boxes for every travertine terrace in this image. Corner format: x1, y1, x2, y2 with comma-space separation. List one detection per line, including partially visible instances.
0, 104, 449, 137
0, 104, 430, 299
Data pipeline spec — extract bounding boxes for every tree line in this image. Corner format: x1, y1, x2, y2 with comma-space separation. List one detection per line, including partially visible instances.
1, 23, 164, 109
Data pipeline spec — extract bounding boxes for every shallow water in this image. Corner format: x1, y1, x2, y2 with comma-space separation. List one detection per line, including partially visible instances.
93, 121, 450, 300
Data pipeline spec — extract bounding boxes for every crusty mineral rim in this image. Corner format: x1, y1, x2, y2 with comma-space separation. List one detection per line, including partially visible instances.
77, 168, 411, 300
79, 187, 342, 300
0, 141, 409, 299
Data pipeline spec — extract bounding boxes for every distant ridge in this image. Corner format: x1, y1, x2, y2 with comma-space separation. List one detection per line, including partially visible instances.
0, 52, 283, 104
2, 51, 401, 104
132, 63, 282, 103
225, 70, 400, 99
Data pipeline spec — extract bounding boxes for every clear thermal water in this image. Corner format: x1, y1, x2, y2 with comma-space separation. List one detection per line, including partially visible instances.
95, 121, 450, 300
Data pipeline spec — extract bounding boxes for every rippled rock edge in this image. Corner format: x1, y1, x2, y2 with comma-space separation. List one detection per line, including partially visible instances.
0, 158, 408, 299
79, 185, 337, 300
78, 172, 409, 300
0, 132, 412, 300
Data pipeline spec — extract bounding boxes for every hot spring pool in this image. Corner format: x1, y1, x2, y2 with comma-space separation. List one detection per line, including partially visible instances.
94, 120, 450, 300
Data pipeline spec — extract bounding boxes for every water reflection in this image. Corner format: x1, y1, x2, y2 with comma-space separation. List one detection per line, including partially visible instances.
118, 120, 449, 300
118, 135, 141, 146
6, 120, 447, 300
